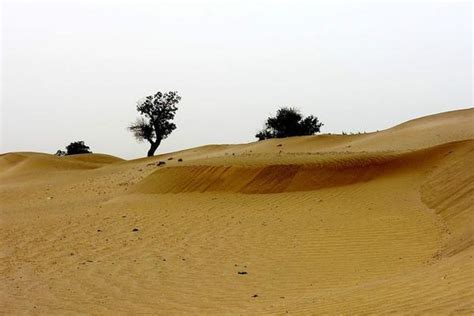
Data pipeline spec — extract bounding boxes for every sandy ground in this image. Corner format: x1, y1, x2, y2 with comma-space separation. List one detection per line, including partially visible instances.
1, 108, 473, 314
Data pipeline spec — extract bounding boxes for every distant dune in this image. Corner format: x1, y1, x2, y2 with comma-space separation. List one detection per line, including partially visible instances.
1, 108, 473, 314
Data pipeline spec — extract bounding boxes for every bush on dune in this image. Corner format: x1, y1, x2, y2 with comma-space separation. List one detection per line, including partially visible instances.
55, 141, 92, 156
256, 107, 323, 140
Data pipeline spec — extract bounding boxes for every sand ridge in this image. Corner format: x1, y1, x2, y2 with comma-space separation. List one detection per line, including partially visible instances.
0, 108, 473, 314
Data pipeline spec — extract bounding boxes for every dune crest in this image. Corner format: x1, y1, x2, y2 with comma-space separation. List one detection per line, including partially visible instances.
134, 140, 472, 194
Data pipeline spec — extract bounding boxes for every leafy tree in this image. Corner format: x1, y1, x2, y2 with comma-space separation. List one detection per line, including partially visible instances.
256, 107, 323, 140
129, 91, 181, 157
65, 141, 92, 155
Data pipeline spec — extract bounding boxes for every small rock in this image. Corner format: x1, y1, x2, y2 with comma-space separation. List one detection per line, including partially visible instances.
178, 158, 183, 162
132, 228, 139, 232
277, 144, 282, 147
46, 197, 54, 200
157, 161, 166, 166
238, 271, 248, 275
252, 294, 258, 298
167, 157, 174, 160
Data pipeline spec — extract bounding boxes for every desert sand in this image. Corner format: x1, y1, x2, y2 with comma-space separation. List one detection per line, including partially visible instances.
1, 108, 473, 314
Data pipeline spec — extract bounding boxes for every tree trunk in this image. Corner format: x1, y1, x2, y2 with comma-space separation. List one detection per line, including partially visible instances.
147, 140, 161, 157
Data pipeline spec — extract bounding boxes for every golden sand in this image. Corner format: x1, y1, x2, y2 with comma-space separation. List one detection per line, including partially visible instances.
1, 108, 473, 314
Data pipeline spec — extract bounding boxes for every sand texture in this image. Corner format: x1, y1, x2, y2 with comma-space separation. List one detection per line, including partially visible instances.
1, 108, 473, 314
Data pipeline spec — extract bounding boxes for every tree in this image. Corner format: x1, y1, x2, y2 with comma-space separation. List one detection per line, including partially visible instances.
65, 141, 92, 155
129, 91, 181, 157
256, 107, 323, 140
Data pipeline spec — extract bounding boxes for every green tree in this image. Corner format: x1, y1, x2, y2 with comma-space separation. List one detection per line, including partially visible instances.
256, 107, 323, 140
65, 141, 91, 155
129, 91, 181, 157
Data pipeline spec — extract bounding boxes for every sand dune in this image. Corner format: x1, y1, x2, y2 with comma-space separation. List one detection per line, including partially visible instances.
134, 140, 471, 195
0, 153, 123, 179
1, 108, 473, 314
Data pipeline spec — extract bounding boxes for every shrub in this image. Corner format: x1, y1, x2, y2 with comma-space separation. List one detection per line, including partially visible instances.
65, 141, 91, 155
256, 107, 323, 140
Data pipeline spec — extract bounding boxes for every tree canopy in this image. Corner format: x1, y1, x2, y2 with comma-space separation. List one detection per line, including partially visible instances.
129, 91, 181, 157
256, 107, 323, 140
57, 141, 92, 155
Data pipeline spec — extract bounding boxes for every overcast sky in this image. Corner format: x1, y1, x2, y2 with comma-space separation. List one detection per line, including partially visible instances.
1, 0, 472, 159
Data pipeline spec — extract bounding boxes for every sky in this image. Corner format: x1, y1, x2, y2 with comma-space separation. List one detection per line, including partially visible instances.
1, 0, 472, 159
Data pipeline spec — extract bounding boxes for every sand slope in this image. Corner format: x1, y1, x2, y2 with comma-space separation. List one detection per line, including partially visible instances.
1, 108, 473, 314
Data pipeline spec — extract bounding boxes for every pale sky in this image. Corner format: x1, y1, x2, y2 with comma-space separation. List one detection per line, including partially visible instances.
1, 0, 472, 159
